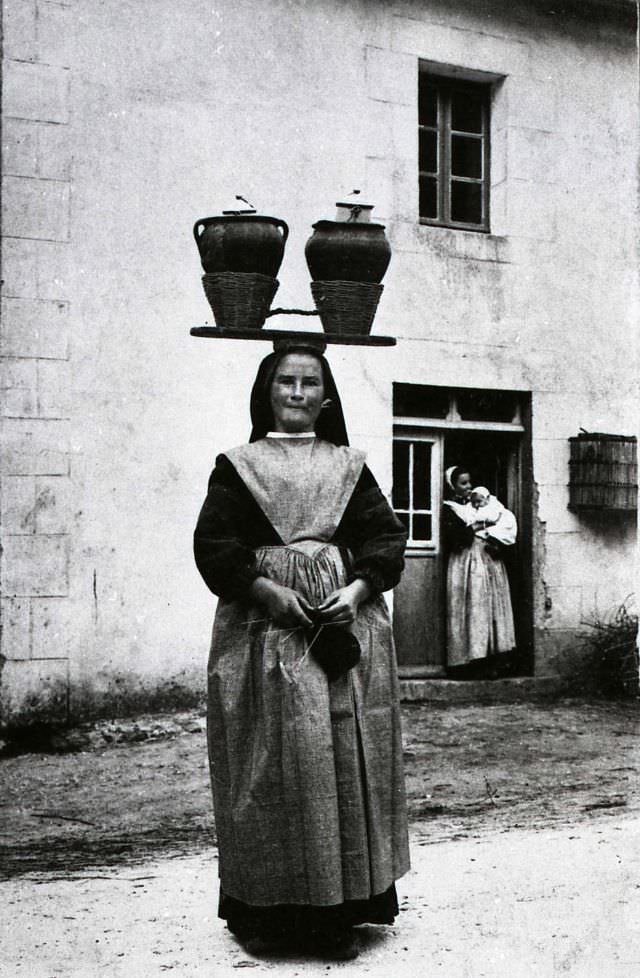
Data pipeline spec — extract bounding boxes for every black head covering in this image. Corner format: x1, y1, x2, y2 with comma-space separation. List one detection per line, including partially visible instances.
249, 343, 349, 445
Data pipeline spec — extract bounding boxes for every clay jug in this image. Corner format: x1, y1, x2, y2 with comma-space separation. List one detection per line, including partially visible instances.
193, 210, 289, 277
305, 204, 391, 283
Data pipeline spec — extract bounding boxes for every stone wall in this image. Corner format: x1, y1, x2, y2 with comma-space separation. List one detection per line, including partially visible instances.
357, 0, 638, 681
1, 0, 74, 723
1, 0, 637, 725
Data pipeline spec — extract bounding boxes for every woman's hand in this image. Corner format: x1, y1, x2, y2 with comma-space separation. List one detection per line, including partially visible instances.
314, 579, 372, 627
249, 578, 314, 628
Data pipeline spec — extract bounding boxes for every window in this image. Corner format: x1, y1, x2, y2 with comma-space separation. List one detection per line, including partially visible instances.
392, 437, 439, 547
418, 71, 491, 231
393, 384, 523, 429
393, 384, 449, 420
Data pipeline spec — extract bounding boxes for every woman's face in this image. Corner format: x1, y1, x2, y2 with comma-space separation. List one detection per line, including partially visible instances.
270, 353, 326, 433
454, 471, 472, 500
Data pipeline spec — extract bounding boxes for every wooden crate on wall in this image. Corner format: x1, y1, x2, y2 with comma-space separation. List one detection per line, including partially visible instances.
568, 432, 637, 511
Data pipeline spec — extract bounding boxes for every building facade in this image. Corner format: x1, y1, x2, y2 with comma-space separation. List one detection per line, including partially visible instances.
1, 0, 638, 724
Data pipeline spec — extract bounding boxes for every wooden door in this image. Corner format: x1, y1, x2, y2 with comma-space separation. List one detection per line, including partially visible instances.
392, 432, 446, 675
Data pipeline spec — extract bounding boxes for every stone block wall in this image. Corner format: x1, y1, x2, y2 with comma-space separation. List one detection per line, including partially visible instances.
0, 0, 637, 725
359, 0, 638, 681
1, 0, 73, 724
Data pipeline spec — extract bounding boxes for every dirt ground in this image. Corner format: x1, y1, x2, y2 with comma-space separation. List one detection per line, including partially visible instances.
3, 820, 639, 978
1, 698, 638, 878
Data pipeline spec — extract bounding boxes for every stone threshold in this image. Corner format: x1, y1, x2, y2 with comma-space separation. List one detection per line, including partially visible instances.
400, 676, 568, 704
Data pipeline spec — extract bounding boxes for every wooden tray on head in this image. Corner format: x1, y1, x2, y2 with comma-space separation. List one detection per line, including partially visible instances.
190, 326, 396, 347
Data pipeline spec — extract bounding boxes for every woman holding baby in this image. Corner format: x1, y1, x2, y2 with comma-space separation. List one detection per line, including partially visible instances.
442, 465, 517, 676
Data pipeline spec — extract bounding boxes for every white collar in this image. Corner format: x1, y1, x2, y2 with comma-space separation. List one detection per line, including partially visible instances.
266, 431, 316, 439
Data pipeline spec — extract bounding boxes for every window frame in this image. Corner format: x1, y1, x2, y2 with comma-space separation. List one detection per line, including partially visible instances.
393, 386, 525, 431
418, 72, 491, 233
392, 434, 442, 552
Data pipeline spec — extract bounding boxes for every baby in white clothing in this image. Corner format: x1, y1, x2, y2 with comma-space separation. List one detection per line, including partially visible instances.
444, 486, 518, 547
470, 486, 503, 536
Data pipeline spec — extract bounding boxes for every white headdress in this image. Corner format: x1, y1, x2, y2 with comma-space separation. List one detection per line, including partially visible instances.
445, 465, 461, 493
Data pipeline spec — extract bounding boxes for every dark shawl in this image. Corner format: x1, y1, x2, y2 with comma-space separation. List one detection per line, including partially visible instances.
194, 456, 406, 600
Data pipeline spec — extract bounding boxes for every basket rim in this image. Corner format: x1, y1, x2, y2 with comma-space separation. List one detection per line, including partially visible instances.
202, 271, 279, 283
569, 432, 637, 443
311, 279, 384, 289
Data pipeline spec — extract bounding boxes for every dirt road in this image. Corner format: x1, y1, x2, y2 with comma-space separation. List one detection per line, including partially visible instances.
1, 698, 639, 976
1, 699, 638, 877
2, 819, 639, 977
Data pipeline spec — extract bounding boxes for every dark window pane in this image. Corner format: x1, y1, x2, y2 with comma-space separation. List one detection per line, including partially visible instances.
419, 176, 438, 219
418, 77, 438, 126
451, 90, 483, 133
451, 134, 482, 178
412, 442, 432, 510
450, 180, 482, 225
457, 390, 518, 423
412, 514, 432, 541
392, 440, 410, 509
397, 511, 410, 535
419, 129, 438, 173
417, 69, 490, 231
393, 383, 449, 419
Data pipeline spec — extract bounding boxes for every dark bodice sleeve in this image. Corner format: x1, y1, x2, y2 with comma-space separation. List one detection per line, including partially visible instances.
193, 454, 281, 601
441, 503, 475, 554
194, 457, 407, 600
334, 466, 407, 594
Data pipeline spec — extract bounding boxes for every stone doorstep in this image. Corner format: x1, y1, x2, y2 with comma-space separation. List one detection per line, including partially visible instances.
399, 676, 569, 704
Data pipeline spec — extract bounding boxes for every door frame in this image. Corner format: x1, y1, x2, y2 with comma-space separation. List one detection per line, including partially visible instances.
392, 431, 445, 676
392, 401, 532, 678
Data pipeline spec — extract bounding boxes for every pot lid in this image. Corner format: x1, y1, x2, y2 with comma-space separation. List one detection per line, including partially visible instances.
222, 194, 257, 216
334, 200, 375, 223
335, 201, 374, 210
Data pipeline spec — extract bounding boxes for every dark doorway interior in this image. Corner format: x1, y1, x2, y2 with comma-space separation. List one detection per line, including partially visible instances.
444, 430, 518, 510
444, 429, 532, 677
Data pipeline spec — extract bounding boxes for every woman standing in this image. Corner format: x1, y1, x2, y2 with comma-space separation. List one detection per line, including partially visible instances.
194, 342, 409, 960
442, 465, 517, 675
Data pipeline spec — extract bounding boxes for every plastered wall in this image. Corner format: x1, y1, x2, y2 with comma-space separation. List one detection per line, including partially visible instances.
1, 0, 637, 723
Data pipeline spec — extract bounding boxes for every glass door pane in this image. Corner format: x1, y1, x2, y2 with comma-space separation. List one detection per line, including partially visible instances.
392, 436, 441, 549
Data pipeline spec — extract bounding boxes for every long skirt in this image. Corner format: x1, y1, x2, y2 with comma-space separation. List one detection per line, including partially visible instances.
206, 540, 409, 930
446, 537, 516, 667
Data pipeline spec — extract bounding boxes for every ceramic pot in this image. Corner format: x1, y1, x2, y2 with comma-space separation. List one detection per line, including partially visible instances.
193, 212, 289, 277
305, 220, 391, 283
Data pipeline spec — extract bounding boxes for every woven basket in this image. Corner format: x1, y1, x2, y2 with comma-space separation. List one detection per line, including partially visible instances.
202, 272, 278, 330
310, 280, 383, 336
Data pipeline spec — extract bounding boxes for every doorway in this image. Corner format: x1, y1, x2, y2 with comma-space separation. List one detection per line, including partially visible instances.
391, 384, 532, 678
